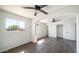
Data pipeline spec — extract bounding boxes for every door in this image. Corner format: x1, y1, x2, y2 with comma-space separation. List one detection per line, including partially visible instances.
57, 24, 63, 38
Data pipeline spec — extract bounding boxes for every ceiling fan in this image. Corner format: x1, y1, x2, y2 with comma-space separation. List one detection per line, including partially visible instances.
51, 18, 61, 22
22, 5, 48, 16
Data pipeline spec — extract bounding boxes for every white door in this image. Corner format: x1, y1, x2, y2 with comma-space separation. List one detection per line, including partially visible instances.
57, 24, 63, 37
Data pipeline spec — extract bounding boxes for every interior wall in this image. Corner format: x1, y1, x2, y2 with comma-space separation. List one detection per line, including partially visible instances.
32, 19, 38, 42
36, 22, 48, 39
77, 15, 79, 53
0, 11, 2, 51
0, 9, 32, 52
63, 21, 76, 40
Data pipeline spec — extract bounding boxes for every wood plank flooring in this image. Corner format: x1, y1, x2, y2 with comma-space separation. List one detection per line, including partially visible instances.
3, 37, 76, 53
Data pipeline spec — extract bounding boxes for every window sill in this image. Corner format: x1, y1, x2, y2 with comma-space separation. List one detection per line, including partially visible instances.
5, 31, 26, 32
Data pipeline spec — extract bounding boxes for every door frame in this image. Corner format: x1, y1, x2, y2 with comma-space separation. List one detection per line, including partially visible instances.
56, 24, 63, 38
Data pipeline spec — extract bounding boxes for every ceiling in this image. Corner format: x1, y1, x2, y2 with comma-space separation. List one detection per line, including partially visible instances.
0, 5, 77, 24
39, 15, 76, 23
0, 5, 67, 19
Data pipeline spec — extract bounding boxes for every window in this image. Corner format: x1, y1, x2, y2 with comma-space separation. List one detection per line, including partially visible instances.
18, 20, 25, 31
6, 18, 25, 31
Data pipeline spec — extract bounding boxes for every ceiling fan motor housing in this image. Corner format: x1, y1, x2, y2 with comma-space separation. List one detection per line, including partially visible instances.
53, 19, 55, 22
35, 5, 41, 10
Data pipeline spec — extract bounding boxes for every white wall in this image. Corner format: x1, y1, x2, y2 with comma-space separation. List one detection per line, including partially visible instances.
77, 15, 79, 53
48, 18, 76, 40
36, 22, 48, 39
63, 21, 76, 40
32, 19, 37, 42
0, 9, 32, 52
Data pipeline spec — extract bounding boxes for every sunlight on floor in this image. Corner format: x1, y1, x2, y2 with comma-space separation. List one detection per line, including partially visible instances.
37, 39, 45, 45
20, 51, 25, 53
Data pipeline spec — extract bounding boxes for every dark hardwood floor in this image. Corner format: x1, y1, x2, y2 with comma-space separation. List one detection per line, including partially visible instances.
3, 37, 76, 53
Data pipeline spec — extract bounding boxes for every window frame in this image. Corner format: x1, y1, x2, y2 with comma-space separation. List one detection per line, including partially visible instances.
5, 17, 26, 32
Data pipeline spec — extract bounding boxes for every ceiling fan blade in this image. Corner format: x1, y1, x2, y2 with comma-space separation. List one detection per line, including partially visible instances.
23, 7, 35, 9
56, 20, 61, 21
40, 5, 47, 8
52, 19, 60, 22
39, 9, 48, 15
34, 12, 37, 16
